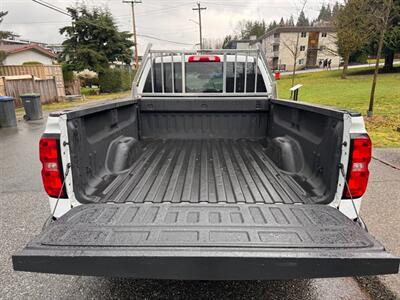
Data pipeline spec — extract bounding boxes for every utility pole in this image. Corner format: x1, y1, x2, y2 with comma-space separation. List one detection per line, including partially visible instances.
192, 2, 206, 49
123, 0, 142, 69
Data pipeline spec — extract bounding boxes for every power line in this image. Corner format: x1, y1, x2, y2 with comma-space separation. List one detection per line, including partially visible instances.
135, 3, 190, 17
29, 0, 194, 48
2, 21, 69, 25
31, 0, 70, 16
192, 2, 206, 49
137, 34, 193, 46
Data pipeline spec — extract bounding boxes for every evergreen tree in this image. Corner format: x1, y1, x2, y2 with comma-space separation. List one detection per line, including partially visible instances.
297, 11, 310, 26
288, 15, 295, 26
332, 2, 340, 17
279, 17, 285, 26
237, 20, 267, 39
222, 35, 233, 48
383, 0, 400, 70
362, 0, 400, 71
59, 5, 133, 73
317, 5, 326, 21
268, 20, 278, 30
334, 0, 376, 78
0, 11, 14, 39
317, 4, 332, 21
326, 4, 332, 19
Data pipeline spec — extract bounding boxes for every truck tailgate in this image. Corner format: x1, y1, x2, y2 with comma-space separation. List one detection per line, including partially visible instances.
13, 203, 399, 279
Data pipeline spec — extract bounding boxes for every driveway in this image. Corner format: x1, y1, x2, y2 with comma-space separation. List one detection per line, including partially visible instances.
0, 118, 398, 299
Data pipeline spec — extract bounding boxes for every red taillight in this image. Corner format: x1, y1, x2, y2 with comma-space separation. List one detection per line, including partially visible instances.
39, 137, 66, 198
344, 135, 372, 198
188, 55, 221, 62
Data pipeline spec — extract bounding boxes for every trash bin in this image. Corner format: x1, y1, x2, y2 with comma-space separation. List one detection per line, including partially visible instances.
20, 93, 43, 120
0, 96, 17, 128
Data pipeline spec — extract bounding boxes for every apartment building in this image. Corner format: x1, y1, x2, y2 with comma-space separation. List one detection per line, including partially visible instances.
253, 26, 340, 71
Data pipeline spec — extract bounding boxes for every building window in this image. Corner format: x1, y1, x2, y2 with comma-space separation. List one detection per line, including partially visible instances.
273, 45, 279, 52
300, 45, 306, 51
321, 32, 327, 37
274, 33, 280, 38
298, 59, 305, 65
301, 32, 307, 38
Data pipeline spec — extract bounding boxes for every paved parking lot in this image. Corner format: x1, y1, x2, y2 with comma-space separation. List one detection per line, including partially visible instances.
0, 118, 398, 300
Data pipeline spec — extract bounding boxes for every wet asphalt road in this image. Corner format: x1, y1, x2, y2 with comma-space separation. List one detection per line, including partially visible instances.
0, 118, 398, 300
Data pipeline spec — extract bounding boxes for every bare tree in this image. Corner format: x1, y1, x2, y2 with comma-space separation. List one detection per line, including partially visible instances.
203, 38, 224, 49
319, 32, 342, 60
281, 34, 302, 87
280, 0, 307, 88
368, 0, 394, 117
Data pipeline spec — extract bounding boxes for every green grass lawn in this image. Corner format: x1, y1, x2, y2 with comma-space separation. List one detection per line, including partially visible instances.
367, 58, 385, 64
366, 58, 400, 65
16, 91, 130, 118
277, 67, 400, 147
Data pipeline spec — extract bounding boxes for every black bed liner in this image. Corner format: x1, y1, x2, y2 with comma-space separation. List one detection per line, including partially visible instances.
18, 97, 398, 279
26, 204, 378, 248
100, 139, 305, 204
13, 203, 400, 279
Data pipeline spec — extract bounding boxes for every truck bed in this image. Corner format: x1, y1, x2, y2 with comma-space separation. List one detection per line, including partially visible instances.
100, 139, 306, 204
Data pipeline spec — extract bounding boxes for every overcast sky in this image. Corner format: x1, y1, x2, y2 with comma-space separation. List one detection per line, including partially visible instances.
1, 0, 340, 53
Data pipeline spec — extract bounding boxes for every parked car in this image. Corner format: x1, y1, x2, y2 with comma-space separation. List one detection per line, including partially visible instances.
13, 45, 399, 280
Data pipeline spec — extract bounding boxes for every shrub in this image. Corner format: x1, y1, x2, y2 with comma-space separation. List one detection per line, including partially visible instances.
0, 50, 7, 65
121, 68, 133, 90
98, 68, 134, 93
62, 63, 75, 82
76, 69, 98, 87
77, 69, 98, 79
350, 50, 368, 64
22, 61, 43, 65
81, 87, 100, 96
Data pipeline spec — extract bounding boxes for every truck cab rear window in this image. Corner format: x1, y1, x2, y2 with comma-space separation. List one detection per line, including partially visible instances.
143, 61, 267, 93
185, 62, 223, 93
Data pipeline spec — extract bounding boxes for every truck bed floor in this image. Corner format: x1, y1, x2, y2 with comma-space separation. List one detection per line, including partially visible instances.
100, 139, 306, 204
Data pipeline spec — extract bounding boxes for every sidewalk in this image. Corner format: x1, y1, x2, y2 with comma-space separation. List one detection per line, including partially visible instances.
280, 61, 400, 76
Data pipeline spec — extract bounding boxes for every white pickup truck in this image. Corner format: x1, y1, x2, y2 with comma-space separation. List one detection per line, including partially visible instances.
13, 46, 399, 280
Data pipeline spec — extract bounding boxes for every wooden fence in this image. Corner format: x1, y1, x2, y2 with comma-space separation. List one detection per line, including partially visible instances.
1, 75, 59, 107
65, 79, 81, 96
0, 65, 65, 99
